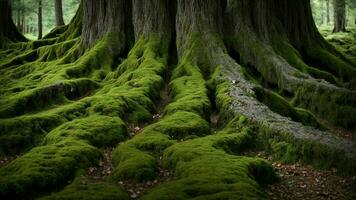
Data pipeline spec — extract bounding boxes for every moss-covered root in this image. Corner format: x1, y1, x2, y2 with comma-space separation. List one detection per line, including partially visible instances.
253, 86, 324, 129
39, 176, 130, 200
142, 126, 277, 199
110, 33, 212, 182
112, 111, 209, 181
0, 115, 128, 199
213, 65, 356, 175
240, 33, 356, 128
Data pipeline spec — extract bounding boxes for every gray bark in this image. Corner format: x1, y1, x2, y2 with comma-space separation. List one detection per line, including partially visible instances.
81, 0, 132, 50
0, 0, 27, 46
333, 0, 346, 32
55, 0, 65, 26
38, 0, 43, 39
132, 0, 172, 40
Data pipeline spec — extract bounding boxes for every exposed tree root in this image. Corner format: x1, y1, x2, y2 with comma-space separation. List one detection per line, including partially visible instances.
225, 0, 356, 129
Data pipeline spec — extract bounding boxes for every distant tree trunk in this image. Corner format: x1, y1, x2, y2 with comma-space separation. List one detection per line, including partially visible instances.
333, 0, 346, 32
323, 0, 330, 25
17, 9, 21, 31
0, 0, 27, 46
54, 0, 65, 26
38, 0, 42, 39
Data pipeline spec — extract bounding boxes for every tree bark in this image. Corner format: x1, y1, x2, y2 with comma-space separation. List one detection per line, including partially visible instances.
132, 0, 173, 40
333, 0, 346, 32
323, 0, 330, 25
0, 0, 27, 46
54, 0, 65, 26
38, 0, 43, 39
81, 0, 133, 51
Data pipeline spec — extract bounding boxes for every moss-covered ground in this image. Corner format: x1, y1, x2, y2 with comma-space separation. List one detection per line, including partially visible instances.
0, 24, 355, 199
319, 26, 356, 64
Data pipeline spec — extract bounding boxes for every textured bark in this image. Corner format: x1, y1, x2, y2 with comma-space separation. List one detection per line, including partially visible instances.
226, 0, 356, 129
176, 0, 224, 59
38, 0, 43, 39
132, 0, 173, 40
0, 0, 27, 46
333, 0, 346, 32
323, 0, 330, 25
81, 0, 132, 50
54, 0, 65, 26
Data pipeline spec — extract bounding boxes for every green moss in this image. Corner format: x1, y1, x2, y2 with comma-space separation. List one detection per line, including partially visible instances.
110, 33, 214, 183
40, 176, 130, 200
253, 119, 356, 175
166, 76, 210, 119
0, 78, 99, 118
43, 25, 69, 40
253, 86, 324, 129
0, 140, 100, 199
208, 67, 235, 126
322, 27, 356, 64
37, 39, 79, 61
273, 39, 339, 84
148, 111, 209, 139
143, 127, 277, 199
292, 84, 356, 129
0, 114, 128, 198
112, 144, 158, 181
112, 111, 209, 182
0, 101, 90, 155
304, 43, 356, 82
43, 115, 128, 147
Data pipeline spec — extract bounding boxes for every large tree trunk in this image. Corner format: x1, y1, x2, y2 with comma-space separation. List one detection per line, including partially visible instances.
0, 0, 27, 46
38, 0, 43, 39
333, 0, 346, 32
54, 0, 65, 26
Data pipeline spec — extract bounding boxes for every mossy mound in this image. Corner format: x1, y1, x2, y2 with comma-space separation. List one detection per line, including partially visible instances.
143, 123, 277, 200
0, 33, 171, 198
40, 176, 130, 200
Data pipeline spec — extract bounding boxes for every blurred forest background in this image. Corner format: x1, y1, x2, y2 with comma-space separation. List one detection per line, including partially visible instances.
311, 0, 356, 27
11, 0, 80, 40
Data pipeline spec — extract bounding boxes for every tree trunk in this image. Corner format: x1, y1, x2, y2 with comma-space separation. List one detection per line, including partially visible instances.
38, 0, 43, 39
54, 0, 65, 26
333, 0, 346, 32
323, 0, 330, 25
0, 0, 27, 46
81, 0, 133, 51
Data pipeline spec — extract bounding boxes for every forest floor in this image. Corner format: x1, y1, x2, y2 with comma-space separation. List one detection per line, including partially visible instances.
239, 150, 356, 200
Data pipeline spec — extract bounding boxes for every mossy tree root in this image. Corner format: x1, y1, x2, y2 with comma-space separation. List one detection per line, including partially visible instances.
226, 0, 356, 129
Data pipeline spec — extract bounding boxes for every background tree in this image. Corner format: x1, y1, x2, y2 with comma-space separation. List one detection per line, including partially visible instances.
333, 0, 347, 32
0, 0, 27, 46
54, 0, 65, 26
37, 0, 42, 39
324, 0, 331, 25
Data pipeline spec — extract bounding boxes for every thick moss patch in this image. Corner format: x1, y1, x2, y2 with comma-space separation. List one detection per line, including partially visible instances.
40, 176, 130, 200
143, 122, 277, 200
